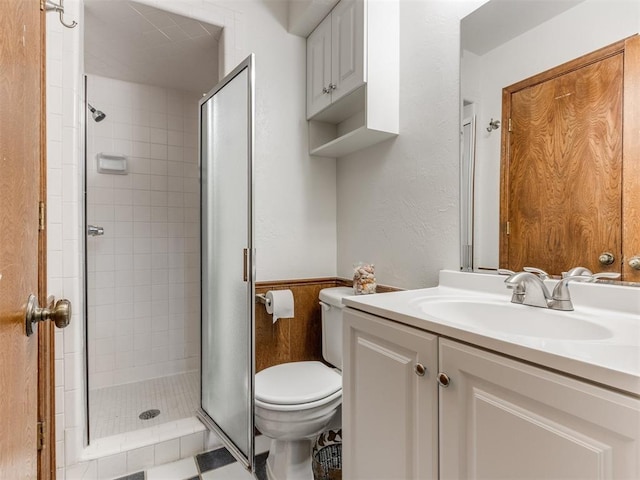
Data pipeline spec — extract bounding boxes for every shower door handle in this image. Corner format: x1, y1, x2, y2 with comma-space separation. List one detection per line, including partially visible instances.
88, 225, 104, 236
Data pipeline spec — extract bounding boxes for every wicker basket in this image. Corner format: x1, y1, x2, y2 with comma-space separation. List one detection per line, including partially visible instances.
312, 429, 342, 480
312, 443, 342, 480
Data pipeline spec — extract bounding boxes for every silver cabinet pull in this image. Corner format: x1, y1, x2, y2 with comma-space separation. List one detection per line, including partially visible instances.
414, 363, 426, 377
629, 256, 640, 270
598, 252, 615, 266
25, 294, 71, 336
437, 372, 451, 387
87, 225, 104, 236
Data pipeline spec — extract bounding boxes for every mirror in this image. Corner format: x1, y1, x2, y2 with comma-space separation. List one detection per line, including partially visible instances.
460, 0, 640, 278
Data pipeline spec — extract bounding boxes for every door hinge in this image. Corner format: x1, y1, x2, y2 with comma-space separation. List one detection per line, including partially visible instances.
37, 421, 45, 451
39, 201, 45, 231
40, 0, 44, 11
506, 221, 511, 235
508, 118, 513, 132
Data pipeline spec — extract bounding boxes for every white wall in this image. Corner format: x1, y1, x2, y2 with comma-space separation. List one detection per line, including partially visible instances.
138, 0, 338, 282
86, 75, 201, 390
462, 0, 640, 270
336, 0, 483, 289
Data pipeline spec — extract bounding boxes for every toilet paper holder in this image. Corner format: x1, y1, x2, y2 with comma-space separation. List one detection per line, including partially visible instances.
255, 294, 271, 308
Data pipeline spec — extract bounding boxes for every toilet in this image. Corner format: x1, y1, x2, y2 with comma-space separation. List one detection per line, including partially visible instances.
255, 287, 353, 480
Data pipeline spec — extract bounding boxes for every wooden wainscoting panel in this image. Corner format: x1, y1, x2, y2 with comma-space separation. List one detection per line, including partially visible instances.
256, 279, 339, 372
255, 278, 402, 373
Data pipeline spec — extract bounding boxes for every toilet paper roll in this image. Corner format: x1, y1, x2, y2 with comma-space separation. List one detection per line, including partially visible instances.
265, 289, 295, 324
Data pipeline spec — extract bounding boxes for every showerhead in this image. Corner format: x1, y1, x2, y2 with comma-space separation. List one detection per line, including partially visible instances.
88, 103, 106, 122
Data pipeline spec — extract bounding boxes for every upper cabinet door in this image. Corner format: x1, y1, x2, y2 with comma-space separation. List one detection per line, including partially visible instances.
331, 0, 364, 103
307, 14, 332, 118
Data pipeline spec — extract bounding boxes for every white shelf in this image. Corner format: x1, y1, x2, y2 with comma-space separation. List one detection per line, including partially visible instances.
310, 126, 397, 158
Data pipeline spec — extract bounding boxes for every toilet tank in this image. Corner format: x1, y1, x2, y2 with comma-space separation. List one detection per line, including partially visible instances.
319, 287, 354, 370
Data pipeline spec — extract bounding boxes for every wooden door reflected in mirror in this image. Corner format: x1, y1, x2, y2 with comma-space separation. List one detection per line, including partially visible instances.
499, 36, 640, 281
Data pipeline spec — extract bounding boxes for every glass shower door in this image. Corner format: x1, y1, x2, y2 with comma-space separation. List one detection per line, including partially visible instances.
198, 55, 255, 471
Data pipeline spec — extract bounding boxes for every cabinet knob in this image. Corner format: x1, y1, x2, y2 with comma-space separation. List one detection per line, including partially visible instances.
414, 363, 427, 377
322, 83, 337, 94
629, 256, 640, 270
437, 372, 451, 387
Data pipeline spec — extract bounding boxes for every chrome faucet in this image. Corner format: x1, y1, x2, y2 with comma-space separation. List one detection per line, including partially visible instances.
504, 267, 621, 311
504, 271, 552, 308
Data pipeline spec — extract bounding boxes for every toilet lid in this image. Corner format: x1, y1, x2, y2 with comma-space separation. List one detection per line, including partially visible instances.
255, 361, 341, 405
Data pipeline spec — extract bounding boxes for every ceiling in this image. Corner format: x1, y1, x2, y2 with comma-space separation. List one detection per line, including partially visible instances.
462, 0, 586, 56
84, 0, 222, 94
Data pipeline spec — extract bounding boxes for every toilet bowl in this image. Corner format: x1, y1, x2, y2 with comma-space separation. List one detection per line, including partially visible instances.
255, 287, 353, 480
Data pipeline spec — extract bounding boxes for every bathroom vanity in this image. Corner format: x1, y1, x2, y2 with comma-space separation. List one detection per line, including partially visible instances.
341, 270, 640, 479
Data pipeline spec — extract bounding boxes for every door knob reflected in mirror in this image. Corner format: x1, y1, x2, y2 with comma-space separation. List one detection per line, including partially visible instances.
598, 252, 615, 266
629, 256, 640, 271
25, 294, 71, 336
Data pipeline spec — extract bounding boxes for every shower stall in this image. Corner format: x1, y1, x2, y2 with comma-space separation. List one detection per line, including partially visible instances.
85, 74, 203, 440
83, 1, 221, 446
83, 3, 257, 472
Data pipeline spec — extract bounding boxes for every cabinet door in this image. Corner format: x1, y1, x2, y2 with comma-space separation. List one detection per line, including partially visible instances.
331, 0, 365, 103
439, 339, 640, 480
306, 13, 332, 118
343, 309, 438, 480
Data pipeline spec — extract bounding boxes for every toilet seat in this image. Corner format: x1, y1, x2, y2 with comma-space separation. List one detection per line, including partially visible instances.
256, 361, 342, 411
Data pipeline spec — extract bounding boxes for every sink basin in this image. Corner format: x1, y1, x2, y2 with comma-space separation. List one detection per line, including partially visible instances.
411, 298, 613, 341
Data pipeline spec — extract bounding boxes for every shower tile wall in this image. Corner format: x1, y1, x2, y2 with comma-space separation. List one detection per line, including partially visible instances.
87, 75, 200, 390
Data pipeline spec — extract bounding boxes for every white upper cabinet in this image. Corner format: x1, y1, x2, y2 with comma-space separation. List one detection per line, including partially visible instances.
307, 0, 365, 118
331, 0, 364, 102
306, 0, 399, 158
306, 14, 333, 117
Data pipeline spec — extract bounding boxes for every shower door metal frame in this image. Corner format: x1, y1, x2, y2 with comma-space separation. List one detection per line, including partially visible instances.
197, 54, 256, 472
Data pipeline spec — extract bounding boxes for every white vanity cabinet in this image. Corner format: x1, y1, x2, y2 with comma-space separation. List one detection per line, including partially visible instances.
306, 0, 364, 118
343, 308, 640, 479
342, 308, 439, 480
439, 339, 640, 479
306, 0, 399, 157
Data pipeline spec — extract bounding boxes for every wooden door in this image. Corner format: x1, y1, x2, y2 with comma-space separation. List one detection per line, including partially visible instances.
330, 0, 364, 103
306, 13, 332, 119
502, 47, 623, 276
0, 0, 53, 478
342, 308, 438, 480
439, 339, 640, 479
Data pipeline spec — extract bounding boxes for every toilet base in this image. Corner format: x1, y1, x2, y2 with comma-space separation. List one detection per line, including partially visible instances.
265, 438, 313, 480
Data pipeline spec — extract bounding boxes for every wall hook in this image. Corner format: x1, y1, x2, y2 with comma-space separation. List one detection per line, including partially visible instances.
486, 118, 500, 133
44, 0, 78, 29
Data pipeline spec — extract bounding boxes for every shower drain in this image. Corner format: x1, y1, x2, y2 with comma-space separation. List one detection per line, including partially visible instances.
139, 409, 161, 420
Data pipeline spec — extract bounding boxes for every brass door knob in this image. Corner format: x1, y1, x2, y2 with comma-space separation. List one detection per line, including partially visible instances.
25, 294, 71, 337
629, 256, 640, 271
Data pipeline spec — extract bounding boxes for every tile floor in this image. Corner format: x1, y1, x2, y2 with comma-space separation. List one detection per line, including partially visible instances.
116, 448, 268, 480
90, 372, 200, 439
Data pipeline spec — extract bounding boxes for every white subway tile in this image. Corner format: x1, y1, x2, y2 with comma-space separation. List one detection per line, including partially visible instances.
180, 432, 204, 458
97, 452, 127, 480
127, 445, 155, 473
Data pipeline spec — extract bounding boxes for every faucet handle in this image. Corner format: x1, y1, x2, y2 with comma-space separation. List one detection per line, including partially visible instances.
563, 266, 593, 278
497, 269, 515, 276
591, 272, 621, 281
523, 267, 550, 280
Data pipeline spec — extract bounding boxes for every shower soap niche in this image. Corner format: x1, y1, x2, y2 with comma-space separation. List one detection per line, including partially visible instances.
97, 152, 128, 175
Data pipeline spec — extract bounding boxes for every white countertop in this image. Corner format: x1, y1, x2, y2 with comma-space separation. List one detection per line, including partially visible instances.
342, 270, 640, 396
